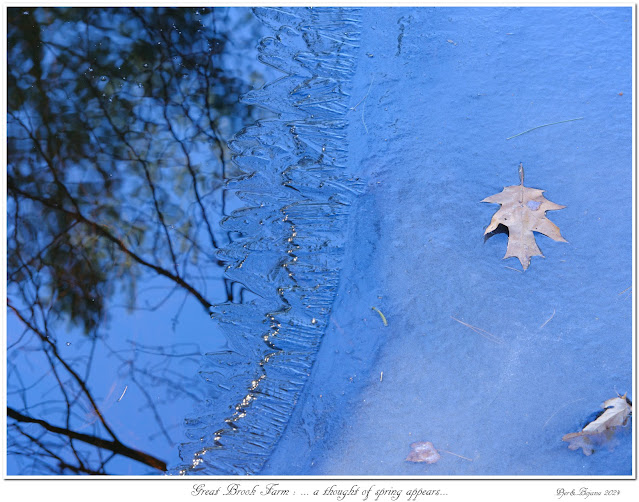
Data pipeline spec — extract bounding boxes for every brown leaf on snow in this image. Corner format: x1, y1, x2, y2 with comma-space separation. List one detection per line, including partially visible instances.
406, 441, 441, 464
482, 163, 566, 270
562, 395, 632, 456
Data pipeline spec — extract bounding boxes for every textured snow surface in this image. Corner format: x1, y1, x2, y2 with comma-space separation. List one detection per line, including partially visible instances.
179, 7, 632, 476
264, 7, 632, 476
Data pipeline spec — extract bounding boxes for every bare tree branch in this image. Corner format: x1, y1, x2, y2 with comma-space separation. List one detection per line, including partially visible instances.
7, 182, 213, 310
8, 407, 167, 472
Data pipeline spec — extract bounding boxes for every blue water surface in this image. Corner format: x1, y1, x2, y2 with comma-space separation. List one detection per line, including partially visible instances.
6, 6, 632, 477
261, 6, 633, 476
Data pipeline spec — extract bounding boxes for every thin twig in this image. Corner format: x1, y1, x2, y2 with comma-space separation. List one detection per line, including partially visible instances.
372, 306, 388, 326
507, 117, 584, 140
351, 76, 374, 134
542, 398, 585, 429
351, 76, 374, 111
440, 449, 473, 461
117, 386, 128, 402
590, 11, 607, 25
504, 266, 523, 273
450, 316, 504, 344
7, 302, 121, 442
539, 308, 556, 329
7, 184, 212, 310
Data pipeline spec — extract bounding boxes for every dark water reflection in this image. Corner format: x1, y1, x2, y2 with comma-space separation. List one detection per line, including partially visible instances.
6, 7, 269, 474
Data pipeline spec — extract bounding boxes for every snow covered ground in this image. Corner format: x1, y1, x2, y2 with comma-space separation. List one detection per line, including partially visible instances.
263, 7, 632, 476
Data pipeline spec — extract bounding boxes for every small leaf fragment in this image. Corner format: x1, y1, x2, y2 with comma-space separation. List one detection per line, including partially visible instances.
562, 395, 632, 456
406, 441, 441, 464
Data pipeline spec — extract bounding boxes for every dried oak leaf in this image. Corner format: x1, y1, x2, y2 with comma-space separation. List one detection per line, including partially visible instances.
482, 164, 566, 270
562, 395, 632, 456
406, 441, 441, 464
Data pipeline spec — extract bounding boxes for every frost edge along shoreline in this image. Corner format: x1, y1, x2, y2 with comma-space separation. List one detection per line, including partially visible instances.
172, 7, 362, 475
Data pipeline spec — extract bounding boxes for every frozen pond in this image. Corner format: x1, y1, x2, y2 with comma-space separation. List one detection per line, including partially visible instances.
6, 7, 632, 477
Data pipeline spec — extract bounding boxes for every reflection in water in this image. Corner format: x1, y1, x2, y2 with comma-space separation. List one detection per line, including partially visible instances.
6, 7, 266, 474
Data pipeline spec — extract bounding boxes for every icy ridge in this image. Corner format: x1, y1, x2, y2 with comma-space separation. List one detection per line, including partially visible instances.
173, 7, 361, 475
